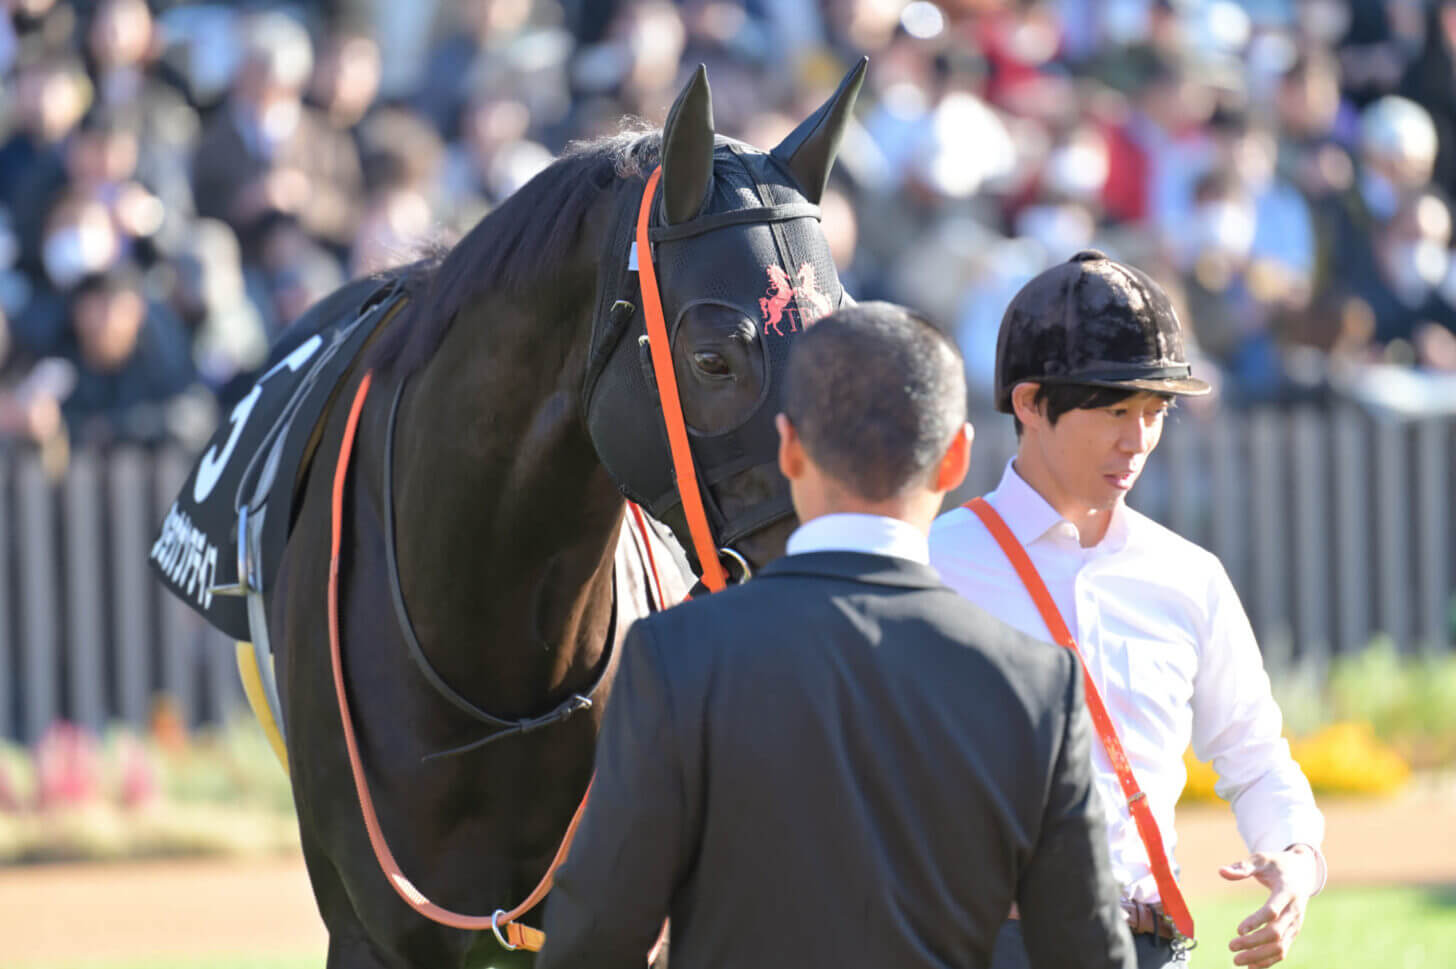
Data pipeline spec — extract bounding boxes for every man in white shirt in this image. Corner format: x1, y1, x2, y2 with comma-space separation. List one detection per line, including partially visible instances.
542, 302, 1136, 969
930, 251, 1326, 969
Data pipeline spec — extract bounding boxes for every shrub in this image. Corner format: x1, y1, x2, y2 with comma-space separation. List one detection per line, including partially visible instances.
1290, 722, 1411, 795
1327, 640, 1456, 768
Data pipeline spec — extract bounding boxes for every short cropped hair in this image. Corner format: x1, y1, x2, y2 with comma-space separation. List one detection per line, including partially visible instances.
782, 302, 966, 501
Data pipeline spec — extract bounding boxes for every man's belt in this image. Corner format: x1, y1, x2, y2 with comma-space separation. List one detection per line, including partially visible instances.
1122, 899, 1176, 940
1007, 899, 1175, 940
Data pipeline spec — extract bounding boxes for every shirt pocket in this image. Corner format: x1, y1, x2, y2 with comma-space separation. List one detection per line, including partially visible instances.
1120, 637, 1198, 740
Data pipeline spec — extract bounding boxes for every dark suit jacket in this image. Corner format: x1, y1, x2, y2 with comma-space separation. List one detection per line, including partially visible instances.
539, 551, 1133, 969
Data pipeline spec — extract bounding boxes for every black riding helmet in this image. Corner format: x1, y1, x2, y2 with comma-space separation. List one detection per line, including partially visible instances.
993, 249, 1211, 413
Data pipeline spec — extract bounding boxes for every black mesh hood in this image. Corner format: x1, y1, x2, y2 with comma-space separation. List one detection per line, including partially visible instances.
585, 140, 845, 551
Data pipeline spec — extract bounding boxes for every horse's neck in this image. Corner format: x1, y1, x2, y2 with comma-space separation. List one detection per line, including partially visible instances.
384, 297, 623, 714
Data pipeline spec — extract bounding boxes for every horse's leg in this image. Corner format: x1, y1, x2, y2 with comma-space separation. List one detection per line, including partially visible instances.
297, 829, 395, 969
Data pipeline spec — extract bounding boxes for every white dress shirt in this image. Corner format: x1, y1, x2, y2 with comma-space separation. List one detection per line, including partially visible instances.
929, 461, 1325, 902
786, 512, 930, 564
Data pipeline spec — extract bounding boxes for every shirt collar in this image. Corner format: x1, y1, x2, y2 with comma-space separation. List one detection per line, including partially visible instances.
990, 459, 1133, 552
786, 513, 930, 565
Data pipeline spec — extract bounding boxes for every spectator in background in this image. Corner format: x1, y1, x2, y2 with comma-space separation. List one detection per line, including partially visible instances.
1335, 0, 1424, 109
436, 87, 550, 225
1274, 46, 1354, 219
191, 10, 363, 260
350, 109, 448, 276
1110, 49, 1217, 239
1334, 192, 1456, 369
1400, 0, 1456, 203
242, 211, 344, 339
56, 265, 195, 446
589, 2, 689, 120
1207, 106, 1316, 304
0, 53, 91, 215
83, 0, 198, 236
412, 0, 539, 139
14, 190, 123, 357
162, 217, 268, 395
1309, 96, 1446, 353
307, 29, 381, 135
11, 108, 164, 282
1178, 167, 1299, 404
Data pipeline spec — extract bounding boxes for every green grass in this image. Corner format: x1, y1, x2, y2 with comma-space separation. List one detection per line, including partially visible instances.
14, 886, 1455, 969
1189, 884, 1456, 968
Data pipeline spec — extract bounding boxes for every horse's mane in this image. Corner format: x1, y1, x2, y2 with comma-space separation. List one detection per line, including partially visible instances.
367, 127, 663, 376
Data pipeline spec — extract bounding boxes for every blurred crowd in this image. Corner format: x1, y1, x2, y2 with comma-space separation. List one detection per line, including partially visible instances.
4, 0, 1456, 464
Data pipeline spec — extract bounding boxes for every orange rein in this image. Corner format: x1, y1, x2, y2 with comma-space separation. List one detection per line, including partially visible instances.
324, 170, 720, 954
635, 165, 729, 594
330, 371, 590, 951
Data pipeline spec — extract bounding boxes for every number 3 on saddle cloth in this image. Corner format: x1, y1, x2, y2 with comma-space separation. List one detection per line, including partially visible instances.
149, 278, 408, 772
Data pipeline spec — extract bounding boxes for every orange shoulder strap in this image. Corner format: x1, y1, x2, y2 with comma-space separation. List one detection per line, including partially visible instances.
965, 497, 1195, 941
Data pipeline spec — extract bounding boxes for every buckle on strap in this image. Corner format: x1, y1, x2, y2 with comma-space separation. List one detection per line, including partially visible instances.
1167, 912, 1197, 958
492, 910, 520, 951
1123, 900, 1196, 955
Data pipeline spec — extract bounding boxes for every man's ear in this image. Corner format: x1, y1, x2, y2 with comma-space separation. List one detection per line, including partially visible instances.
776, 413, 804, 481
1010, 383, 1043, 431
933, 422, 973, 494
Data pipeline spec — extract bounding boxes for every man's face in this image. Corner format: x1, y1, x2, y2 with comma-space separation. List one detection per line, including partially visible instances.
1025, 390, 1170, 511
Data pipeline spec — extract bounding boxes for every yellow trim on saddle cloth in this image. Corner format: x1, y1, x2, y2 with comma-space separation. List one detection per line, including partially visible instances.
236, 641, 290, 774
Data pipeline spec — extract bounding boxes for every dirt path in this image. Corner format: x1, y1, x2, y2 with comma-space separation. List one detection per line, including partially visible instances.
5, 782, 1453, 967
5, 855, 326, 967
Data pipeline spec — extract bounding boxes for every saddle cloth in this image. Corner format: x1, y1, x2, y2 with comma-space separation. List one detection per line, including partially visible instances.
149, 277, 406, 641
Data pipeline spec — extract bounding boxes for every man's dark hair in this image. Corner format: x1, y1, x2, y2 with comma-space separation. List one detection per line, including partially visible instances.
1011, 384, 1174, 437
782, 302, 965, 501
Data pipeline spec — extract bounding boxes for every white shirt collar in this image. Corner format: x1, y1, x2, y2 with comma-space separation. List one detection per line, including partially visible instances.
785, 513, 930, 565
991, 459, 1132, 552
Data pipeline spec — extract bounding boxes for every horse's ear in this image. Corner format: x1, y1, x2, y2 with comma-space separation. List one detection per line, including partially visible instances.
770, 56, 868, 204
660, 64, 715, 225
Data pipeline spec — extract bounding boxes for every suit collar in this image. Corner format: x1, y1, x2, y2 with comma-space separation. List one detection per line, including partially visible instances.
757, 550, 944, 590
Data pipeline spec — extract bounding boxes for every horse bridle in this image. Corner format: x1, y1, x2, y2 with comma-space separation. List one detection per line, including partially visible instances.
587, 160, 826, 590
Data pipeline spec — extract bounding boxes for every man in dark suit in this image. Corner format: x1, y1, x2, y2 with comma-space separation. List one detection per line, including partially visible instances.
539, 303, 1135, 969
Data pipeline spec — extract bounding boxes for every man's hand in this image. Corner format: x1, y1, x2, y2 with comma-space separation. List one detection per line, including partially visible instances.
1218, 845, 1321, 967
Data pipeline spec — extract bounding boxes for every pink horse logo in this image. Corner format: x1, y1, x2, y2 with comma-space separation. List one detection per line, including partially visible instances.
758, 263, 831, 336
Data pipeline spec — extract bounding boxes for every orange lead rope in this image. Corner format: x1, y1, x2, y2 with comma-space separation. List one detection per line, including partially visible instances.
635, 166, 729, 593
329, 372, 589, 952
965, 497, 1196, 943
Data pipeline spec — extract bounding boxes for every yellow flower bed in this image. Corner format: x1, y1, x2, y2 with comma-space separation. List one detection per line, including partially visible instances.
1180, 721, 1409, 803
1290, 722, 1410, 795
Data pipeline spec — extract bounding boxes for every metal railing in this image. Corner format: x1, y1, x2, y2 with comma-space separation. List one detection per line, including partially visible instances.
2, 407, 1453, 743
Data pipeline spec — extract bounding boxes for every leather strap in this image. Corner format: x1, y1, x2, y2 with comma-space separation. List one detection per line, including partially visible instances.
635, 166, 729, 593
328, 372, 591, 951
628, 501, 668, 611
1122, 899, 1176, 940
965, 497, 1195, 941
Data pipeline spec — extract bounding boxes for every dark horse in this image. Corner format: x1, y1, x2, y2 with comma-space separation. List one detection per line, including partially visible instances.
270, 63, 866, 967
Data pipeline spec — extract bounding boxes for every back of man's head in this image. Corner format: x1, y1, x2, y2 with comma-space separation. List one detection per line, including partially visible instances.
782, 302, 966, 502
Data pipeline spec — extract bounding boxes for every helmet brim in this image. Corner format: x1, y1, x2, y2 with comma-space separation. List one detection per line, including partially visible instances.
996, 374, 1213, 412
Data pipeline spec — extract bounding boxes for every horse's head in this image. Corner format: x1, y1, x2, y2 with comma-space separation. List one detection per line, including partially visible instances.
584, 61, 866, 583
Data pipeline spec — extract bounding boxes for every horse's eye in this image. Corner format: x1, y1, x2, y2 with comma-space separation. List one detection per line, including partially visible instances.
692, 350, 732, 377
